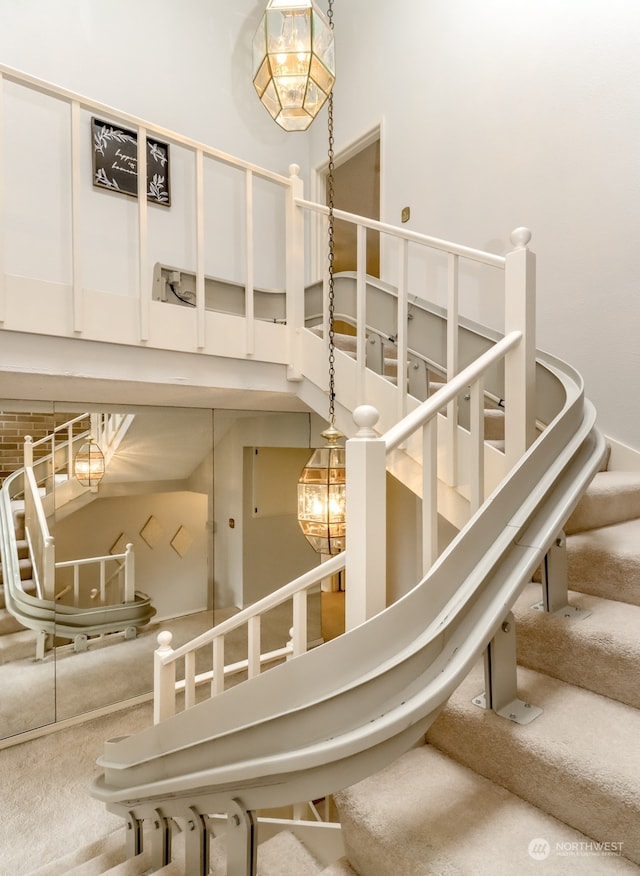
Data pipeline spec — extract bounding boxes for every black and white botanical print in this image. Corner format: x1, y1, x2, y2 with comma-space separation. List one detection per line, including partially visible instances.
92, 117, 171, 207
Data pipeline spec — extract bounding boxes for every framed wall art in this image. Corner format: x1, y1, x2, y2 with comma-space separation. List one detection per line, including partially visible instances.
91, 117, 171, 206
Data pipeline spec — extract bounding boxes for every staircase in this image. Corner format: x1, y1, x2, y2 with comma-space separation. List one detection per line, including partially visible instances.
25, 822, 357, 876
334, 457, 640, 874
0, 504, 37, 663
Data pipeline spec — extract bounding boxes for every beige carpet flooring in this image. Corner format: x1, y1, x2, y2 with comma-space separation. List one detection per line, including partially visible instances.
0, 593, 345, 875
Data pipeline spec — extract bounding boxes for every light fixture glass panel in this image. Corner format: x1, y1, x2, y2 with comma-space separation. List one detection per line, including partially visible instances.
252, 20, 268, 76
253, 57, 272, 98
277, 110, 315, 132
312, 9, 335, 72
303, 79, 329, 116
309, 54, 334, 94
275, 74, 309, 109
261, 80, 283, 119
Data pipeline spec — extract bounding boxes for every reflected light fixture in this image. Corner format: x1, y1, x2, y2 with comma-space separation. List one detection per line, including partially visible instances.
297, 15, 345, 557
252, 0, 335, 132
74, 438, 105, 488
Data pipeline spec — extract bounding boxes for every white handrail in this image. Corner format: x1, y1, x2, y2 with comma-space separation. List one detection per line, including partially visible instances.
153, 552, 345, 722
296, 197, 507, 268
383, 332, 522, 452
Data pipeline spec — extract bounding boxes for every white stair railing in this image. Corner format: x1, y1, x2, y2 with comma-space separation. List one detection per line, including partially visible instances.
16, 414, 136, 610
153, 553, 344, 723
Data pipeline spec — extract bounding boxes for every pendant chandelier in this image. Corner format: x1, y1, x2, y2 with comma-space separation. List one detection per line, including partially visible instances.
252, 0, 335, 132
297, 11, 345, 557
74, 438, 105, 488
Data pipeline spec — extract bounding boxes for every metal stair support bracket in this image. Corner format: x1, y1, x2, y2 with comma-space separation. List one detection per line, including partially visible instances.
473, 611, 543, 725
126, 811, 143, 858
185, 806, 210, 876
534, 532, 592, 621
150, 808, 172, 870
227, 799, 258, 876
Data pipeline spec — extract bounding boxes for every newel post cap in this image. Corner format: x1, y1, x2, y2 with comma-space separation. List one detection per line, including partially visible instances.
353, 405, 380, 438
510, 227, 532, 249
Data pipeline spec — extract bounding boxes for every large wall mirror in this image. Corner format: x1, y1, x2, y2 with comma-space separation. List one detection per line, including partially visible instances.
0, 402, 321, 742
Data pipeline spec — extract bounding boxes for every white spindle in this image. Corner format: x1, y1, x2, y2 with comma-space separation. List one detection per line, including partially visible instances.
247, 614, 261, 679
154, 631, 176, 724
356, 223, 367, 402
212, 635, 225, 696
245, 168, 255, 356
100, 559, 106, 602
444, 253, 460, 486
196, 149, 206, 350
73, 563, 80, 604
469, 377, 485, 513
185, 651, 196, 710
396, 239, 409, 423
422, 417, 438, 574
71, 100, 83, 333
285, 164, 305, 378
292, 589, 307, 656
137, 124, 149, 342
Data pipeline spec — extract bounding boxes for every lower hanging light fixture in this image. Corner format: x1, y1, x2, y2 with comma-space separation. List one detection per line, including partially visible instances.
74, 438, 105, 488
297, 424, 345, 556
252, 0, 335, 132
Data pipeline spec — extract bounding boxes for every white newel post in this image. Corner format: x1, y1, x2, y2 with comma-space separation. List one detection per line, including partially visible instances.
43, 535, 56, 601
286, 164, 305, 381
154, 631, 176, 724
345, 406, 386, 630
124, 543, 135, 603
504, 227, 536, 470
23, 435, 33, 468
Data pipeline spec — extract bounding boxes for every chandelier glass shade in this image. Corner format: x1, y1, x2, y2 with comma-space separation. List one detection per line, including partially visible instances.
297, 426, 346, 555
74, 439, 105, 487
252, 0, 335, 132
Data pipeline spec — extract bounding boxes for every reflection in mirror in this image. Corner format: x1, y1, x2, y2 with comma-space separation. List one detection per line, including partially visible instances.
0, 400, 57, 738
51, 403, 215, 723
1, 402, 324, 741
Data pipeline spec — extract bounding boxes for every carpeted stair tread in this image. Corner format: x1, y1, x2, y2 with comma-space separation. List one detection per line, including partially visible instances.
60, 847, 145, 875
0, 557, 33, 585
513, 580, 640, 708
319, 859, 359, 875
0, 606, 27, 636
567, 517, 640, 605
25, 829, 125, 876
210, 828, 323, 876
483, 407, 505, 441
335, 744, 640, 875
565, 470, 640, 534
426, 661, 640, 865
0, 626, 39, 663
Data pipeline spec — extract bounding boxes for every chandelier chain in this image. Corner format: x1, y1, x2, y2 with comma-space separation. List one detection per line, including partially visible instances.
327, 0, 336, 427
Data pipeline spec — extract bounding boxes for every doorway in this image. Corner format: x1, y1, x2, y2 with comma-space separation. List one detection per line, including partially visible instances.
317, 127, 381, 277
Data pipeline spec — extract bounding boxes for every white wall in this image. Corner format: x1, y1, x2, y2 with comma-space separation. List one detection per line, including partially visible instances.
0, 0, 309, 173
313, 0, 640, 450
213, 410, 327, 609
53, 490, 209, 620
